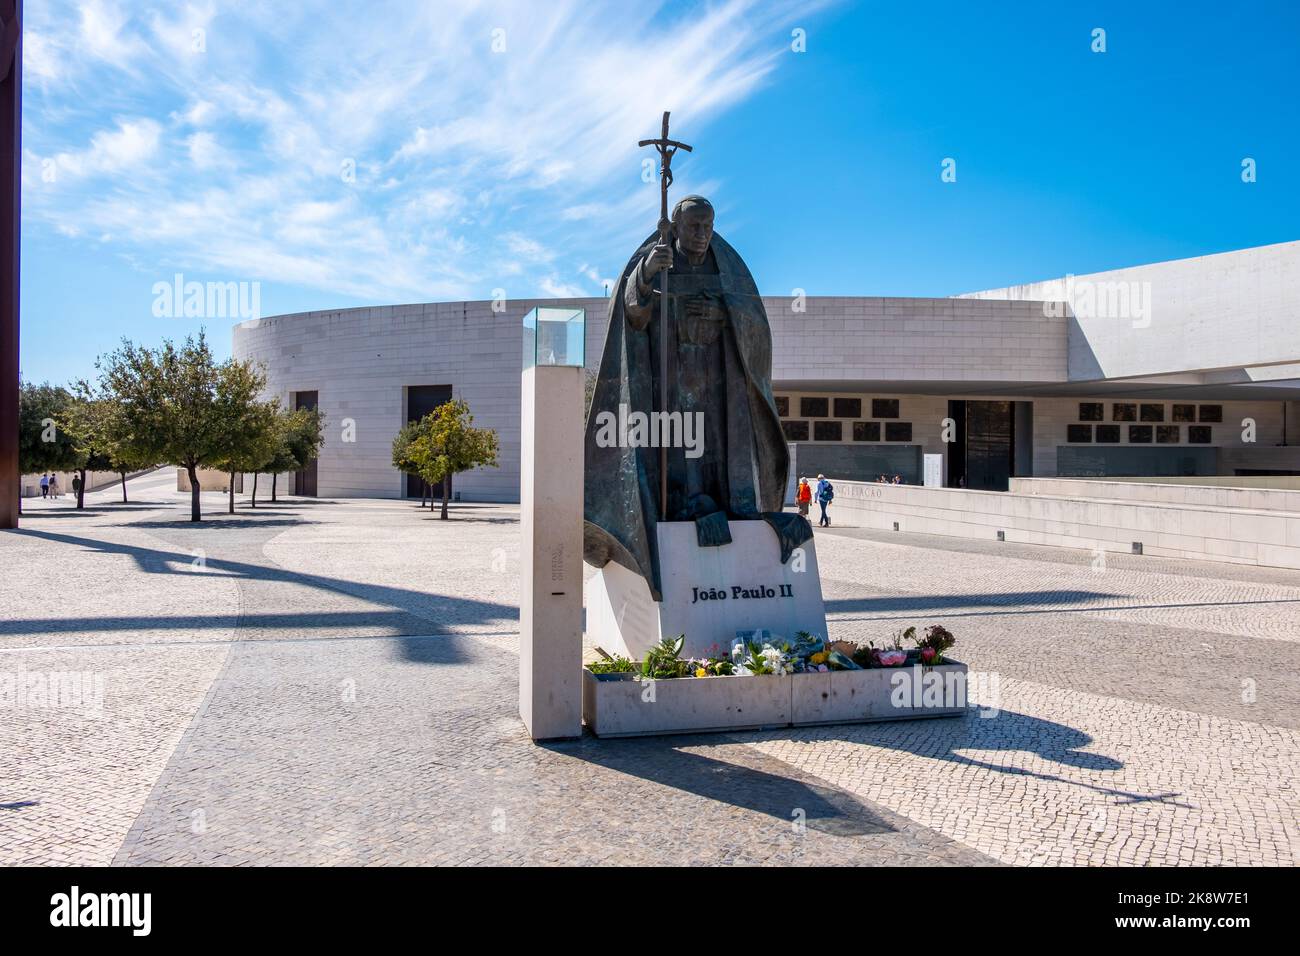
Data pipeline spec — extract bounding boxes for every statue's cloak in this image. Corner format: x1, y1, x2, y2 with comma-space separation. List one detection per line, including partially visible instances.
583, 229, 807, 601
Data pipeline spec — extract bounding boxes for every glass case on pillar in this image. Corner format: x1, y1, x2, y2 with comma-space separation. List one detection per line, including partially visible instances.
523, 307, 585, 369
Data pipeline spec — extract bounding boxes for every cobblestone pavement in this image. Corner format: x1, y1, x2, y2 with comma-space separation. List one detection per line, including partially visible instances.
2, 473, 1296, 866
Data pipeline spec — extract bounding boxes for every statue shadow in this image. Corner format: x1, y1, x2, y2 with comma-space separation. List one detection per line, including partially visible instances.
752, 709, 1192, 809
558, 734, 902, 836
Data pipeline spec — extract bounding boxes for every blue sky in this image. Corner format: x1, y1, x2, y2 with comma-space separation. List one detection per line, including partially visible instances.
19, 0, 1300, 384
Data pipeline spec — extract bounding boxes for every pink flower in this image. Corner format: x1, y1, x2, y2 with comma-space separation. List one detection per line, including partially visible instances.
879, 650, 907, 667
920, 647, 937, 663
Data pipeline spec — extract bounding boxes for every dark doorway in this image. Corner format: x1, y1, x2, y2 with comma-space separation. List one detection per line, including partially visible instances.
948, 400, 1018, 491
293, 391, 318, 497
406, 385, 453, 501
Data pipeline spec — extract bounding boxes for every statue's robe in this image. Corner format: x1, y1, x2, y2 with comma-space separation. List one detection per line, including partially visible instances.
583, 228, 812, 601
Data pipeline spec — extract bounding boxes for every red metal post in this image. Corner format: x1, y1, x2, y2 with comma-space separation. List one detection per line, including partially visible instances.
0, 1, 19, 528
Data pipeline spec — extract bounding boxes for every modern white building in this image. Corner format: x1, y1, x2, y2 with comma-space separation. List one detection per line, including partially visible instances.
232, 240, 1300, 501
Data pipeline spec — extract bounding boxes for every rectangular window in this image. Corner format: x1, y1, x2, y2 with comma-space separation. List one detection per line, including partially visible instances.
1096, 424, 1121, 443
799, 396, 829, 418
1067, 424, 1092, 443
1188, 426, 1212, 444
1112, 403, 1137, 422
852, 421, 881, 442
1157, 425, 1180, 443
774, 395, 789, 417
782, 420, 809, 441
872, 398, 900, 419
1198, 405, 1223, 423
1078, 403, 1103, 422
1172, 404, 1196, 423
1129, 425, 1154, 443
885, 421, 912, 442
1140, 403, 1165, 422
813, 420, 842, 442
833, 397, 861, 418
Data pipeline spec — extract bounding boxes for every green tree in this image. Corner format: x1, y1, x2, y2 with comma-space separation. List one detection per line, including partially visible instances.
58, 382, 117, 510
250, 404, 324, 507
99, 331, 266, 522
280, 406, 324, 502
258, 409, 300, 507
391, 418, 429, 507
18, 381, 77, 512
210, 362, 275, 515
407, 399, 499, 520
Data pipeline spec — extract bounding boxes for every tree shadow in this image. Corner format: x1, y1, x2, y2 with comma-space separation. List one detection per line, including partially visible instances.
17, 505, 163, 516
8, 527, 517, 661
826, 590, 1122, 615
418, 514, 517, 524
127, 517, 318, 530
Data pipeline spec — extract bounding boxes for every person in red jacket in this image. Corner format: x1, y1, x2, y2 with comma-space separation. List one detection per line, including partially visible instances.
796, 477, 812, 516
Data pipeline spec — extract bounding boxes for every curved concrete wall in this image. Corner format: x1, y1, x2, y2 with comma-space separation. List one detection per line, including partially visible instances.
232, 294, 1063, 501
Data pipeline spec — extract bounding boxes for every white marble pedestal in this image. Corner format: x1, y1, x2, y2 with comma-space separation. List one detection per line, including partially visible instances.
586, 520, 827, 661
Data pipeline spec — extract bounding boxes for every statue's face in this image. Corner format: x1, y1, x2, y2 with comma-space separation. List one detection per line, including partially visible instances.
675, 205, 714, 261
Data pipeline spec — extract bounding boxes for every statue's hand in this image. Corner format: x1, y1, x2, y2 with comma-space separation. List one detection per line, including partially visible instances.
685, 294, 721, 321
641, 243, 672, 282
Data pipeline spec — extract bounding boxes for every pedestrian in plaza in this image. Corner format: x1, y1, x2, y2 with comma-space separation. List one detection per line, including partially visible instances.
40, 473, 49, 498
48, 474, 60, 499
796, 477, 812, 516
72, 474, 82, 499
815, 473, 834, 528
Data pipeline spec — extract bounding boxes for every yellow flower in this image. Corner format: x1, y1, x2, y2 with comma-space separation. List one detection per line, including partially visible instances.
695, 667, 708, 678
809, 651, 829, 665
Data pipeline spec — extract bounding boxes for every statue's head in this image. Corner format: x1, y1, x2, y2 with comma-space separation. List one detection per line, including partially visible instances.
671, 195, 714, 264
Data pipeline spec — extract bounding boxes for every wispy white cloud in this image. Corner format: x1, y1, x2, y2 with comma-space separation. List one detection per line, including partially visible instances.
22, 0, 826, 304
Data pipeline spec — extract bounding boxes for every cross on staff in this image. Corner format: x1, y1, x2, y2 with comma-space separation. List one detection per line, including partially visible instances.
638, 111, 692, 519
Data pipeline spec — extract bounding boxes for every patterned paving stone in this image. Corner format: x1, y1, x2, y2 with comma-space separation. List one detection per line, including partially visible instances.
2, 472, 1296, 866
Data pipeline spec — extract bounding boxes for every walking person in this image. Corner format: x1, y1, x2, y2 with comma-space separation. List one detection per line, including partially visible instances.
72, 473, 82, 501
40, 473, 49, 498
48, 474, 60, 499
796, 477, 812, 517
815, 473, 834, 528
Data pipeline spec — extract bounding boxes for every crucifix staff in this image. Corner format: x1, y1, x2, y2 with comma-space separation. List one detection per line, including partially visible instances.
638, 111, 692, 519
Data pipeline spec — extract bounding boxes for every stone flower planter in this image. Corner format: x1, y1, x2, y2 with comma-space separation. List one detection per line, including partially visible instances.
582, 669, 792, 738
582, 660, 967, 737
791, 661, 968, 726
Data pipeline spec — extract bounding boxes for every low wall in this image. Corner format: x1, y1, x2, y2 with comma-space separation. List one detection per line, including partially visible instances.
21, 470, 123, 498
1011, 477, 1300, 513
176, 468, 245, 493
1069, 474, 1300, 491
827, 478, 1300, 571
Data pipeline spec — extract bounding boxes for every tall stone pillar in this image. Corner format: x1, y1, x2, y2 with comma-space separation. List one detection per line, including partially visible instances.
519, 307, 586, 741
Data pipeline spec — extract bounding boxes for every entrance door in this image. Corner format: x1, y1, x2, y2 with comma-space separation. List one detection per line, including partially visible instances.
293, 391, 318, 497
406, 385, 453, 501
949, 400, 1016, 491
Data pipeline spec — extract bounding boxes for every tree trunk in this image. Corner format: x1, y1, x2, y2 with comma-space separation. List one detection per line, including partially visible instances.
440, 482, 449, 520
252, 472, 258, 508
271, 472, 277, 503
188, 463, 201, 521
76, 468, 87, 509
120, 470, 128, 503
228, 471, 235, 514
